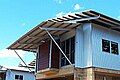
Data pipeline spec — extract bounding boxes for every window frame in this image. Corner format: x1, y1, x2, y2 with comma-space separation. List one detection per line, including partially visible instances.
111, 41, 119, 55
15, 75, 23, 80
102, 39, 110, 53
60, 36, 75, 67
102, 39, 119, 55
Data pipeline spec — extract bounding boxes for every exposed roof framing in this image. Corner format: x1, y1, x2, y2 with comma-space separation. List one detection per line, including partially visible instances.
7, 10, 120, 52
8, 21, 81, 52
48, 10, 120, 26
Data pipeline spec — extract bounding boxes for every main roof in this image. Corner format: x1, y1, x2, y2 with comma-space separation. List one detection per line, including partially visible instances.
7, 10, 120, 52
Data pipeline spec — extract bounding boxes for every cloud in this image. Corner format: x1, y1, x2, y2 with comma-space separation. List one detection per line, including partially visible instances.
55, 11, 80, 18
74, 4, 80, 11
0, 49, 26, 58
56, 12, 65, 17
21, 23, 26, 26
53, 0, 61, 4
73, 4, 84, 11
54, 0, 68, 4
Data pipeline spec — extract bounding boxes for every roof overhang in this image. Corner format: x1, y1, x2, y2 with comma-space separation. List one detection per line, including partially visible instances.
48, 10, 120, 31
7, 10, 120, 52
7, 21, 81, 52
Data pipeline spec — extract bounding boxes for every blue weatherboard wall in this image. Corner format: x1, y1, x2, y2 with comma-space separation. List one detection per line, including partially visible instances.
75, 23, 120, 70
92, 23, 120, 70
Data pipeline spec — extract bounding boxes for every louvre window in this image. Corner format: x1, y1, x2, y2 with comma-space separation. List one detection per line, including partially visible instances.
102, 39, 110, 53
111, 41, 119, 55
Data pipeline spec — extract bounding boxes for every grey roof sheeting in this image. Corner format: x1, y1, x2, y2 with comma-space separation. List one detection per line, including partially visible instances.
7, 10, 120, 52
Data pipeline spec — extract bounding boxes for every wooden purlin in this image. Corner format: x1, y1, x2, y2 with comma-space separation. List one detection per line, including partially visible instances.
21, 22, 75, 50
52, 19, 62, 22
27, 22, 63, 47
45, 23, 65, 36
53, 23, 73, 35
20, 22, 50, 49
75, 13, 88, 18
90, 10, 120, 24
68, 15, 80, 19
48, 20, 54, 22
8, 10, 120, 52
90, 20, 115, 28
62, 16, 73, 20
57, 17, 66, 21
7, 21, 47, 50
82, 11, 120, 26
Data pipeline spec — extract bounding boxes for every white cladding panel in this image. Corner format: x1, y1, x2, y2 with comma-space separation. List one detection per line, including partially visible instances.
5, 70, 35, 80
75, 23, 92, 68
92, 24, 120, 70
75, 27, 84, 67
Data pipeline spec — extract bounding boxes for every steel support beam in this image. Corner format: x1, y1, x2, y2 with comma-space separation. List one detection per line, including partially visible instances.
67, 15, 100, 23
40, 27, 70, 31
14, 50, 32, 72
78, 15, 100, 21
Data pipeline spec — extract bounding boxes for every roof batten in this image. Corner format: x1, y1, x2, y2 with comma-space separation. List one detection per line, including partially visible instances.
68, 15, 80, 19
62, 16, 73, 20
89, 10, 120, 24
83, 11, 120, 26
75, 13, 87, 18
57, 17, 66, 21
52, 19, 62, 22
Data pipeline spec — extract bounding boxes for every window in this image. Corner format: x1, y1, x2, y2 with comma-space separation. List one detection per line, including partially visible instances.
111, 41, 119, 55
102, 39, 110, 53
102, 39, 119, 55
61, 36, 75, 66
15, 75, 23, 80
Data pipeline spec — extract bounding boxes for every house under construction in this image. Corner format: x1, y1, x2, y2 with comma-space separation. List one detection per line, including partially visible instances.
8, 10, 120, 80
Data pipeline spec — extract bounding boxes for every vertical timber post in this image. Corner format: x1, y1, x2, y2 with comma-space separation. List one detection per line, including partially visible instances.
36, 47, 39, 73
86, 68, 95, 80
49, 40, 52, 68
45, 29, 72, 65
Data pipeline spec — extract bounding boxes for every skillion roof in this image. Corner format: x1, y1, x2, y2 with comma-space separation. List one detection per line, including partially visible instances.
7, 10, 120, 52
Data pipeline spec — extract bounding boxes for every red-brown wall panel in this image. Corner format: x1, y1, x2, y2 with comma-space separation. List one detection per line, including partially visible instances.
51, 40, 60, 68
0, 73, 5, 79
38, 41, 50, 70
37, 40, 60, 71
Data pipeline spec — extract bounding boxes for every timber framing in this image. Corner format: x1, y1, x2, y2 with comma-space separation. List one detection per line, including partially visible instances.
36, 65, 74, 79
35, 65, 120, 80
7, 10, 120, 52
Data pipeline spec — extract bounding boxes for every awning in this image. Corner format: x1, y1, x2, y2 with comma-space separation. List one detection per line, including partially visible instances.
7, 10, 120, 52
7, 21, 81, 52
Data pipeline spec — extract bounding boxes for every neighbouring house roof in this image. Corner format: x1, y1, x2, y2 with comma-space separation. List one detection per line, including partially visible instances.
8, 68, 31, 73
0, 67, 31, 73
18, 59, 36, 68
28, 59, 36, 67
7, 10, 120, 52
